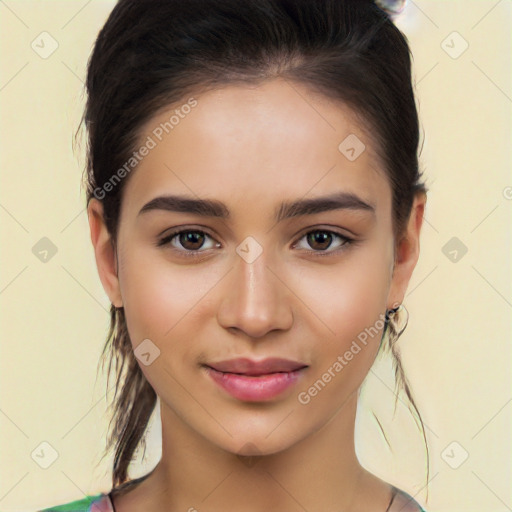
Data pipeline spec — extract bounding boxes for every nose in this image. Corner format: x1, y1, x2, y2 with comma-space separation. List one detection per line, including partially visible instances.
216, 247, 294, 339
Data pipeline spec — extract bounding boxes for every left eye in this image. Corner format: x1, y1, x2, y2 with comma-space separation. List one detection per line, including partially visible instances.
157, 229, 352, 256
293, 229, 352, 254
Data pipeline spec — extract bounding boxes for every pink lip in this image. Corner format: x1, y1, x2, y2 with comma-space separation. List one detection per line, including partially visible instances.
208, 357, 307, 375
204, 358, 308, 401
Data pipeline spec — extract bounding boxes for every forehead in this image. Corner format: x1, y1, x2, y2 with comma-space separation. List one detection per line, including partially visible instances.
120, 78, 391, 221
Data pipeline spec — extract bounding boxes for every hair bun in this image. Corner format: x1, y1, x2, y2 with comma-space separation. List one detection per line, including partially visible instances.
374, 0, 407, 15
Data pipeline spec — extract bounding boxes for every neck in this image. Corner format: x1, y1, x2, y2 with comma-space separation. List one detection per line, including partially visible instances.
127, 392, 392, 512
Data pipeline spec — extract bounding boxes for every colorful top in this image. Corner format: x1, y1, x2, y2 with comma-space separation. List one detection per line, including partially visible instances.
39, 493, 114, 512
39, 488, 427, 512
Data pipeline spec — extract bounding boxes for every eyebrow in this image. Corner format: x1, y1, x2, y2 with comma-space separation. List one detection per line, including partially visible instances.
138, 191, 375, 222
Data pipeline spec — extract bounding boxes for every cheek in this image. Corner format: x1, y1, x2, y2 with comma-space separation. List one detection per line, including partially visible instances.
293, 241, 393, 402
117, 245, 221, 351
336, 258, 390, 336
298, 247, 392, 343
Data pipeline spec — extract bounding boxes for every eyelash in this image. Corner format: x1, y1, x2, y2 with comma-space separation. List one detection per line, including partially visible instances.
157, 227, 355, 258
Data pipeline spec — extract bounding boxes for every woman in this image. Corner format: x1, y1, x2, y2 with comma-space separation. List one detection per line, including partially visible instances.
41, 0, 429, 510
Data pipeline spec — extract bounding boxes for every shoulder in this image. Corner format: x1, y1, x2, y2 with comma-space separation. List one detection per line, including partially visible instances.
389, 486, 427, 512
38, 493, 114, 512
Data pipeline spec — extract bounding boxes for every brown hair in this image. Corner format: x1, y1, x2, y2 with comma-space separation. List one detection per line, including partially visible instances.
81, 0, 428, 492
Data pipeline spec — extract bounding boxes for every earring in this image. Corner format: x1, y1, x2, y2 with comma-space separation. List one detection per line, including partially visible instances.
385, 303, 402, 321
385, 303, 409, 340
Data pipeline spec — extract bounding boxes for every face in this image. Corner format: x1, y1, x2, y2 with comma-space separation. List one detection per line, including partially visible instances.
89, 78, 423, 457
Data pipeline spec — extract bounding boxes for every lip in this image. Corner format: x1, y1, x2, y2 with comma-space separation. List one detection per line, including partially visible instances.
204, 358, 308, 402
207, 357, 307, 375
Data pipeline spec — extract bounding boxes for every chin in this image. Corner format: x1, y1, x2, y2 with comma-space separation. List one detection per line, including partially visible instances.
210, 422, 308, 459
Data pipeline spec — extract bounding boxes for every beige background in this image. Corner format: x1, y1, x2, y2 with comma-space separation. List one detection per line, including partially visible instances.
0, 1, 510, 511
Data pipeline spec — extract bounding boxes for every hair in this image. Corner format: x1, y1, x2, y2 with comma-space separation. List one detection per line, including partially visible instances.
80, 0, 429, 494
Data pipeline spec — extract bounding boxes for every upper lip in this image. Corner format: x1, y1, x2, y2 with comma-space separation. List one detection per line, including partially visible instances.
206, 358, 308, 376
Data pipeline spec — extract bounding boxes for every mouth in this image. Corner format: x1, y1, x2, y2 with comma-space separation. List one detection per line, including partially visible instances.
207, 357, 308, 375
203, 358, 308, 402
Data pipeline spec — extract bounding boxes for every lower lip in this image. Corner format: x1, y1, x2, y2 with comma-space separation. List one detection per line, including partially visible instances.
205, 366, 306, 401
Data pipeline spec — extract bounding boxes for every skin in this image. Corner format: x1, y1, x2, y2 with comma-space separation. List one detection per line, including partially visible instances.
88, 77, 426, 512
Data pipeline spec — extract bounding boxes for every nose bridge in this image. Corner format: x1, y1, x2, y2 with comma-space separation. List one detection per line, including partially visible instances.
217, 237, 293, 338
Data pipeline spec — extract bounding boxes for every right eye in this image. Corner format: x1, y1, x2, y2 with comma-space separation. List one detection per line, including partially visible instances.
157, 228, 221, 256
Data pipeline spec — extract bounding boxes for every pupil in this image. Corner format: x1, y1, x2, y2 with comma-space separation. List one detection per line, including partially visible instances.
181, 232, 204, 249
308, 231, 331, 250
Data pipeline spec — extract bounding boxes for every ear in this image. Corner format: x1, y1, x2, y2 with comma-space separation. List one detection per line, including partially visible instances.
87, 198, 123, 308
386, 192, 427, 308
